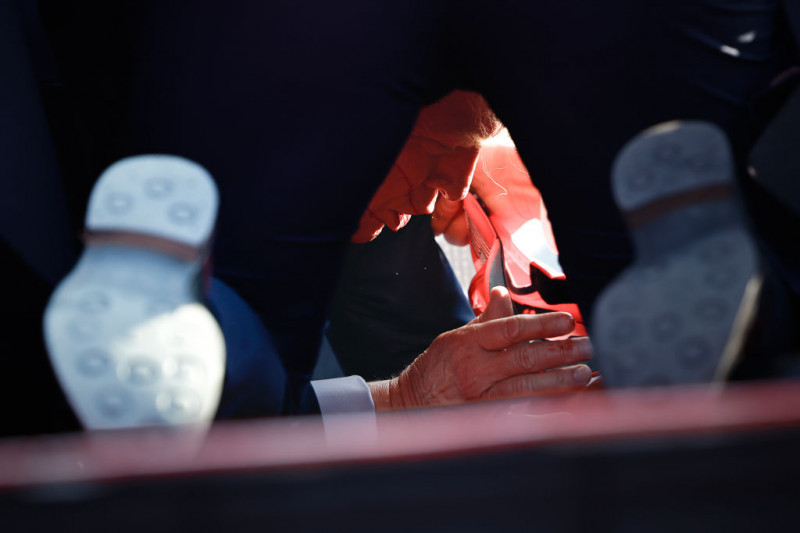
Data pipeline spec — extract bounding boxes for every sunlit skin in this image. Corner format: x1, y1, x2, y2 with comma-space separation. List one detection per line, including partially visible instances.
353, 91, 595, 410
369, 286, 593, 409
432, 132, 555, 248
351, 90, 497, 243
353, 138, 480, 241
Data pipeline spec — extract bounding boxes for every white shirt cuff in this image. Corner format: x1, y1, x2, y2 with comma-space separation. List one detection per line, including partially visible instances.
311, 376, 377, 444
311, 375, 375, 416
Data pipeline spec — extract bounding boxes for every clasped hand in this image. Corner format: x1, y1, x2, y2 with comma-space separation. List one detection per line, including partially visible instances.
370, 287, 593, 410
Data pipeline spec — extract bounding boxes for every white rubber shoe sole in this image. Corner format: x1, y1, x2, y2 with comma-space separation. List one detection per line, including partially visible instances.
44, 155, 225, 429
592, 121, 762, 387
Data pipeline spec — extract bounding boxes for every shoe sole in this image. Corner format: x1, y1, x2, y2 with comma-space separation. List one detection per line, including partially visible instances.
44, 155, 225, 429
591, 121, 762, 386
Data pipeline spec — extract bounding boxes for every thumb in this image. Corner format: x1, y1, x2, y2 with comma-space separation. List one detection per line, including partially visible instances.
474, 285, 514, 324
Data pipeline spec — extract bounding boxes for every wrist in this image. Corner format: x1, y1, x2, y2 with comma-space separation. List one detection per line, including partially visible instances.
368, 372, 420, 411
392, 363, 425, 410
368, 379, 394, 411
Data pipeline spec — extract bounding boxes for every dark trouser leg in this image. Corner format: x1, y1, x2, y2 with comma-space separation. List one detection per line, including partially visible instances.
0, 0, 79, 436
46, 1, 457, 414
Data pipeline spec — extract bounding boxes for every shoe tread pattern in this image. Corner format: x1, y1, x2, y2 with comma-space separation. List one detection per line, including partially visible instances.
44, 156, 225, 429
86, 156, 218, 248
592, 121, 760, 387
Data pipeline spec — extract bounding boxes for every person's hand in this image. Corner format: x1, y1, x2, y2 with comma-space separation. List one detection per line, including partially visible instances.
430, 194, 468, 246
351, 90, 500, 243
369, 287, 593, 410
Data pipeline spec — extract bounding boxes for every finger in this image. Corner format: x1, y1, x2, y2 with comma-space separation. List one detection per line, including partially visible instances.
430, 195, 463, 236
474, 286, 514, 324
442, 210, 469, 246
494, 336, 593, 378
472, 311, 575, 350
351, 209, 386, 243
483, 364, 592, 399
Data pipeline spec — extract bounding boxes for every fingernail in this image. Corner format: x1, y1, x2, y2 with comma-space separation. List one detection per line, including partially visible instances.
573, 365, 591, 385
556, 313, 574, 330
490, 285, 509, 297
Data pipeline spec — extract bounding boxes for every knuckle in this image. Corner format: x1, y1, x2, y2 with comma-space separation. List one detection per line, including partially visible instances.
552, 369, 574, 389
512, 344, 539, 371
514, 370, 570, 394
434, 327, 464, 348
503, 317, 522, 342
556, 341, 572, 362
512, 375, 538, 396
507, 377, 528, 396
542, 340, 571, 366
